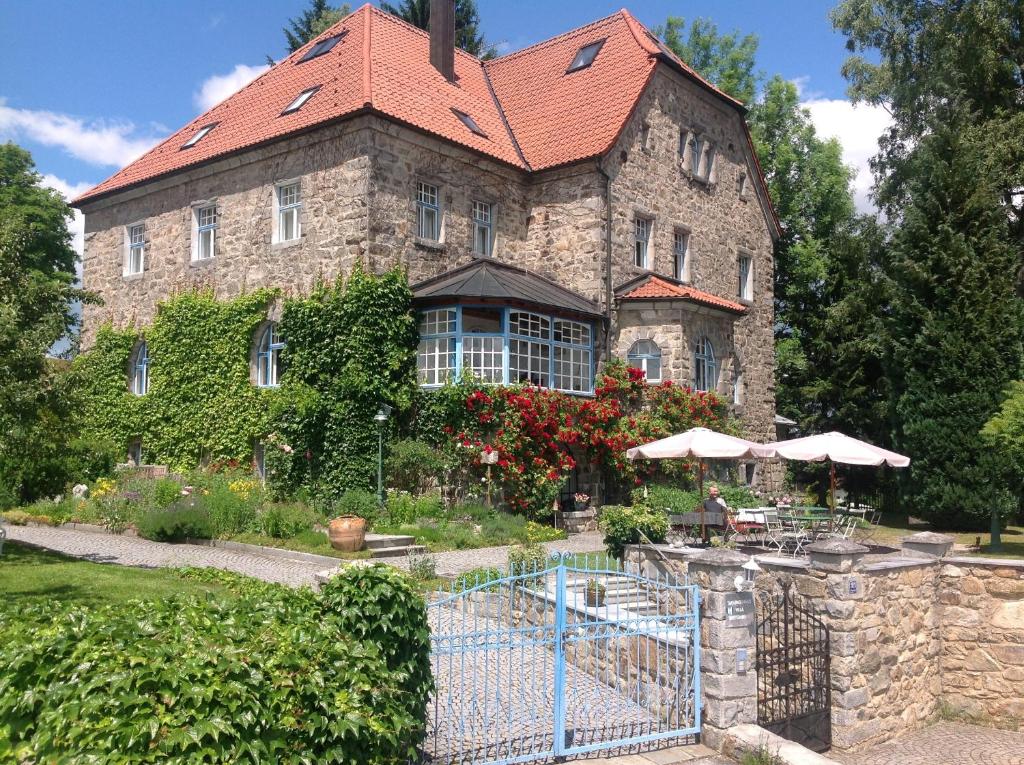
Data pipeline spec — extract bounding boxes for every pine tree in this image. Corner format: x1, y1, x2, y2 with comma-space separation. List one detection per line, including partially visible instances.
379, 0, 496, 59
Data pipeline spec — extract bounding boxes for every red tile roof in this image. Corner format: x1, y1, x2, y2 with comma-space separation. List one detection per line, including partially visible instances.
618, 275, 747, 313
73, 5, 764, 208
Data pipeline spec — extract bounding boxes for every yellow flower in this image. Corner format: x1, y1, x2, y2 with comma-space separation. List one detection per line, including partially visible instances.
228, 479, 258, 500
92, 478, 117, 499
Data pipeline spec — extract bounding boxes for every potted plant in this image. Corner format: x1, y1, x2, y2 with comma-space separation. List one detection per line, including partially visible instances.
585, 578, 606, 607
574, 492, 590, 511
328, 515, 367, 552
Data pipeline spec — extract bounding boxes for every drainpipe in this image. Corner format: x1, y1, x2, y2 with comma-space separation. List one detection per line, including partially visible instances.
597, 159, 613, 361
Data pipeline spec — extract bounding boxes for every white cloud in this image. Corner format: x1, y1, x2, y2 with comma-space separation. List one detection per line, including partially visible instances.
0, 99, 163, 168
803, 97, 893, 213
40, 174, 92, 281
194, 64, 269, 113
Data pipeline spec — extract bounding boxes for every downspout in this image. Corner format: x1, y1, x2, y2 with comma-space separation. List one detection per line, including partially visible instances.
597, 159, 613, 361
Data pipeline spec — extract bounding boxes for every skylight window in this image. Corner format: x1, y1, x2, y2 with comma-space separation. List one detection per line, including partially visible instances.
298, 31, 346, 63
282, 86, 321, 115
181, 123, 217, 149
567, 40, 605, 72
452, 109, 487, 138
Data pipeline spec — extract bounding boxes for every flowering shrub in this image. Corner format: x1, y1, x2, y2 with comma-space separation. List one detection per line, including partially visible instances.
433, 360, 732, 518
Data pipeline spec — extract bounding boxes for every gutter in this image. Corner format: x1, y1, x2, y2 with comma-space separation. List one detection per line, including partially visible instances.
597, 158, 614, 361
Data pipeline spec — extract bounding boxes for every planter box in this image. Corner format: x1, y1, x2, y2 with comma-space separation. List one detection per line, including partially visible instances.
560, 507, 597, 534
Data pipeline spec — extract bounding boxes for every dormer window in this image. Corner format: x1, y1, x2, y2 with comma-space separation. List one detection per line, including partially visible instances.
567, 40, 605, 72
282, 86, 320, 115
453, 109, 487, 138
298, 32, 345, 63
181, 123, 217, 149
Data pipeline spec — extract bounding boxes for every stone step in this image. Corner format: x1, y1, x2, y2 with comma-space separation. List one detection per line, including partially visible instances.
363, 533, 417, 550
369, 544, 427, 558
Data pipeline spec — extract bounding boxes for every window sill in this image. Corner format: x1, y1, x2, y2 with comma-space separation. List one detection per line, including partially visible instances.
271, 237, 303, 252
190, 256, 216, 268
122, 272, 145, 282
414, 237, 446, 252
738, 297, 754, 307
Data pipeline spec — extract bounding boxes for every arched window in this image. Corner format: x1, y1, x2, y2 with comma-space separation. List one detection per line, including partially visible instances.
627, 340, 662, 383
256, 323, 285, 388
129, 341, 149, 396
693, 337, 717, 392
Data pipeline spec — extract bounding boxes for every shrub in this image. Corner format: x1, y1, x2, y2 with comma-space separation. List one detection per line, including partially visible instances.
600, 504, 668, 559
152, 478, 183, 508
386, 439, 444, 494
384, 490, 442, 525
333, 488, 380, 524
508, 541, 549, 577
137, 499, 214, 542
191, 473, 259, 536
452, 566, 504, 592
633, 483, 757, 515
0, 510, 55, 526
0, 565, 430, 763
256, 502, 318, 538
407, 553, 438, 582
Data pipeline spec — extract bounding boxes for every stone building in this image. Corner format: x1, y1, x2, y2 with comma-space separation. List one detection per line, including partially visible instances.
73, 2, 780, 484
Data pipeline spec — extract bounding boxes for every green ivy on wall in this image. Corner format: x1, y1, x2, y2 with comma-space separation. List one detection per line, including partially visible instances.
71, 267, 418, 500
71, 289, 279, 471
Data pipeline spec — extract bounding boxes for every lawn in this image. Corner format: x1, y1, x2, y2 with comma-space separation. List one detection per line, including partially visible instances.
0, 542, 231, 607
861, 515, 1024, 559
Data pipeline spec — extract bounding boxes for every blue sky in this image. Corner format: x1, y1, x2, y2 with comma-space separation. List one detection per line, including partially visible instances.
0, 0, 888, 257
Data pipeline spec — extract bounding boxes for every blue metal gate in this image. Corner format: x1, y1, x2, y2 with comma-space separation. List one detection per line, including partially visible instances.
425, 552, 701, 764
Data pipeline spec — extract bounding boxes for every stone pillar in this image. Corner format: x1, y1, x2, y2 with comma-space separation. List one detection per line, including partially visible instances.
689, 549, 757, 750
901, 531, 955, 558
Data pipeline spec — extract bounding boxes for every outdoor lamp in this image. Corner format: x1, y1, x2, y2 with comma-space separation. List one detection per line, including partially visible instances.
735, 557, 761, 591
374, 405, 391, 504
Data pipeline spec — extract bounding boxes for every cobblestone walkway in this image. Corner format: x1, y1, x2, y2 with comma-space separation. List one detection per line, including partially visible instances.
832, 722, 1024, 765
5, 525, 607, 585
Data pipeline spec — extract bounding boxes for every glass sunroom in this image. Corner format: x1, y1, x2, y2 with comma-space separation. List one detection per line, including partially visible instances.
412, 260, 603, 395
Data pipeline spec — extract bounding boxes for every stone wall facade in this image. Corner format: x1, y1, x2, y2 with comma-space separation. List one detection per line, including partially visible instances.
78, 61, 778, 476
628, 540, 1024, 754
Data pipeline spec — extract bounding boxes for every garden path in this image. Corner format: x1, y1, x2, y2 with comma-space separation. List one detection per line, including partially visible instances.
831, 721, 1024, 765
4, 526, 607, 585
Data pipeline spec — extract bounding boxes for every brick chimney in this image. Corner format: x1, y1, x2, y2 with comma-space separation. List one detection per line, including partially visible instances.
429, 0, 456, 82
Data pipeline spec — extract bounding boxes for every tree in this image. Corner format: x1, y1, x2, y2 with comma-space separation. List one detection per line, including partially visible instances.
379, 0, 497, 59
657, 16, 760, 104
0, 142, 99, 503
833, 0, 1024, 528
270, 0, 351, 62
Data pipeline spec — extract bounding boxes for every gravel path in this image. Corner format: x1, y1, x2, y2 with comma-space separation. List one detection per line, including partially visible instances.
4, 525, 606, 585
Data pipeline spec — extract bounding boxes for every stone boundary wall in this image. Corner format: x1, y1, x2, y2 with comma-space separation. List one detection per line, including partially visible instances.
629, 537, 1024, 754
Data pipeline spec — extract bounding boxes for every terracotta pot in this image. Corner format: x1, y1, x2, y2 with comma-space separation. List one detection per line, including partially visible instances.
328, 515, 367, 552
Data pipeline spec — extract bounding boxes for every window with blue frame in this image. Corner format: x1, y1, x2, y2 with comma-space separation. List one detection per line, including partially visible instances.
694, 336, 717, 392
417, 306, 594, 393
255, 323, 285, 387
130, 341, 149, 396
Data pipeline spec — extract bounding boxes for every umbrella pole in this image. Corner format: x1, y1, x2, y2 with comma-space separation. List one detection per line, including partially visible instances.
698, 459, 707, 543
830, 461, 836, 518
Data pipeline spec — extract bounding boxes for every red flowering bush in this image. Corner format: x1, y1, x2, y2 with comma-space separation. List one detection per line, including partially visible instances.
431, 360, 733, 518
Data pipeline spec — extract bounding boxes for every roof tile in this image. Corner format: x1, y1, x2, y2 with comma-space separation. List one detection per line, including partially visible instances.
618, 275, 747, 313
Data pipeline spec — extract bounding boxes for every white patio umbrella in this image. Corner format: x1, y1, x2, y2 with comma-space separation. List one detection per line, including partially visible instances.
627, 427, 774, 539
762, 431, 910, 514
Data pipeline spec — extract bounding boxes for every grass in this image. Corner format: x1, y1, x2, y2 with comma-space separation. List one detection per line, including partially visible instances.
860, 514, 1024, 559
226, 530, 370, 559
0, 542, 230, 607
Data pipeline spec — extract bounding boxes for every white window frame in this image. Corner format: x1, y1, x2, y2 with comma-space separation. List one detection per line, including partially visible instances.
673, 228, 691, 282
738, 252, 754, 301
627, 340, 662, 383
472, 200, 493, 256
694, 336, 717, 393
274, 181, 302, 243
129, 341, 149, 396
634, 216, 651, 269
124, 222, 145, 276
732, 364, 744, 406
282, 86, 320, 115
193, 203, 218, 261
416, 181, 441, 242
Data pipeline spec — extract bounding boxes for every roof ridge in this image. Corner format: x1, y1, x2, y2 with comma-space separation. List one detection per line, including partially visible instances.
484, 10, 623, 67
362, 4, 372, 106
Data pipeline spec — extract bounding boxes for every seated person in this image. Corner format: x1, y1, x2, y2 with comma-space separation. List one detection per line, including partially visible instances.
703, 485, 728, 515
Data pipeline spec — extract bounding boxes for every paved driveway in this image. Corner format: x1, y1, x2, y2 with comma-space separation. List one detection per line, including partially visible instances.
832, 722, 1024, 765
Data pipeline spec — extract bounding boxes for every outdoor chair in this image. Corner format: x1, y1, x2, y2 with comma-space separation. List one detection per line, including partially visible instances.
825, 515, 858, 541
725, 511, 764, 545
763, 509, 808, 556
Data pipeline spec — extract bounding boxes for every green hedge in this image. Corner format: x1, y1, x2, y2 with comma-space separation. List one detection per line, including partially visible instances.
599, 505, 668, 559
633, 483, 757, 515
0, 566, 431, 763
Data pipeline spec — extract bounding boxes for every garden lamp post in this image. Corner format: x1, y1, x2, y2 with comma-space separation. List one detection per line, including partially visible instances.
374, 406, 391, 504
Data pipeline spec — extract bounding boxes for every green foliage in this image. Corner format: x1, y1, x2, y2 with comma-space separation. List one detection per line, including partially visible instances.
272, 266, 418, 500
70, 290, 279, 471
507, 541, 548, 577
657, 16, 760, 104
255, 502, 318, 538
173, 566, 289, 599
600, 505, 669, 559
379, 0, 497, 58
278, 0, 350, 56
407, 554, 438, 582
334, 488, 380, 522
136, 499, 214, 542
0, 565, 430, 762
385, 490, 444, 524
386, 439, 445, 494
0, 144, 98, 503
452, 566, 503, 592
634, 483, 756, 515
